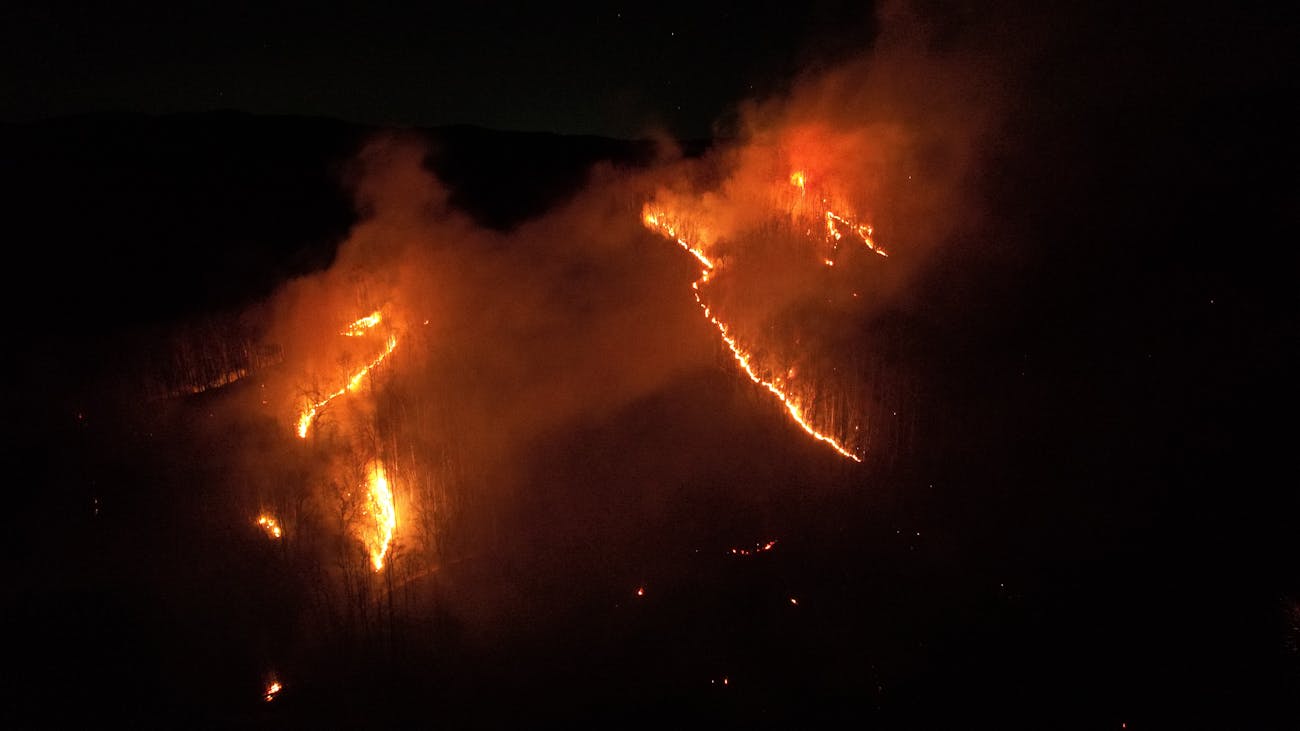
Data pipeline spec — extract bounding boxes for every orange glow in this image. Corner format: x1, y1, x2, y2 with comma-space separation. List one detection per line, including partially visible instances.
703, 282, 861, 461
636, 586, 645, 597
362, 462, 397, 571
729, 539, 778, 556
256, 514, 283, 539
642, 208, 716, 269
264, 680, 282, 702
296, 334, 399, 439
642, 172, 882, 462
341, 311, 382, 336
825, 211, 887, 258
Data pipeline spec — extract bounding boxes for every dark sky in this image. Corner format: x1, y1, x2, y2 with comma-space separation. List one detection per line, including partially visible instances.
1, 1, 878, 138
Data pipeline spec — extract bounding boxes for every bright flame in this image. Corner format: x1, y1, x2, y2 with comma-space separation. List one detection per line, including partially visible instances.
363, 462, 397, 571
264, 680, 282, 702
729, 539, 778, 556
342, 311, 382, 336
643, 193, 864, 462
825, 211, 887, 258
296, 334, 399, 438
643, 209, 716, 269
639, 171, 888, 461
256, 514, 283, 539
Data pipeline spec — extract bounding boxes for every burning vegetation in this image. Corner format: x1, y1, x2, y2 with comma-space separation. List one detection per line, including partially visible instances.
9, 1, 1280, 725
256, 514, 283, 539
62, 5, 999, 721
642, 169, 879, 463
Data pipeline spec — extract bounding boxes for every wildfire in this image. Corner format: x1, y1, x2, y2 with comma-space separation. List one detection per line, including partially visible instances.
642, 211, 715, 269
729, 539, 777, 556
825, 211, 887, 258
362, 462, 397, 571
256, 514, 283, 539
790, 170, 806, 195
296, 333, 399, 438
642, 181, 865, 463
342, 311, 382, 336
264, 680, 282, 702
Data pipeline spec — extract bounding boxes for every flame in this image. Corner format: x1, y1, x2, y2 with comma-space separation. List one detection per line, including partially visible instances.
362, 462, 397, 571
264, 680, 282, 702
256, 514, 283, 539
296, 334, 399, 438
729, 539, 777, 556
642, 186, 865, 463
825, 211, 887, 258
342, 311, 382, 336
642, 209, 715, 269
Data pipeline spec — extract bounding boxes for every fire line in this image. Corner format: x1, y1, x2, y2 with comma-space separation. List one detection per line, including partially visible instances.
296, 323, 398, 439
641, 172, 878, 463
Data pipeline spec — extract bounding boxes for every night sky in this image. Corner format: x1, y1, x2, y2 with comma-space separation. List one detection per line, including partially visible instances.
2, 1, 881, 138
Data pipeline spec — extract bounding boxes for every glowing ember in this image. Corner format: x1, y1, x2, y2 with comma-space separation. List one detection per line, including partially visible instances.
729, 539, 778, 556
296, 334, 399, 438
642, 210, 716, 269
825, 211, 887, 258
256, 514, 283, 539
264, 680, 282, 702
636, 586, 645, 597
790, 170, 806, 195
362, 462, 397, 571
341, 311, 382, 336
642, 172, 878, 463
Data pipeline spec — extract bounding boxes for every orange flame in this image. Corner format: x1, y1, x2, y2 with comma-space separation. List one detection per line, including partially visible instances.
342, 311, 382, 336
264, 680, 282, 702
729, 539, 778, 556
825, 211, 887, 258
643, 209, 716, 269
256, 514, 283, 539
296, 334, 399, 438
642, 186, 865, 463
362, 462, 397, 571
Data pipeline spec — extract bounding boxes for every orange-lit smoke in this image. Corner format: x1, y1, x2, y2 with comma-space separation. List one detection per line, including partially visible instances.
342, 311, 382, 336
295, 319, 399, 439
642, 171, 872, 462
240, 0, 1005, 627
